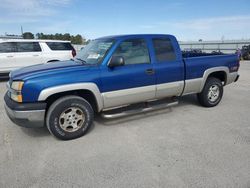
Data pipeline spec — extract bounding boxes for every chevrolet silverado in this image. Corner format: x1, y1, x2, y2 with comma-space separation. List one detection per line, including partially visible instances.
4, 34, 240, 140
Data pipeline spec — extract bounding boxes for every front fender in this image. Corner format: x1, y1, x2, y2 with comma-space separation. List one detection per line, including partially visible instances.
38, 83, 104, 112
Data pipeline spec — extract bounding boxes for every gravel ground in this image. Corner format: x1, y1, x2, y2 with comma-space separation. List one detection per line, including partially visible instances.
0, 61, 250, 188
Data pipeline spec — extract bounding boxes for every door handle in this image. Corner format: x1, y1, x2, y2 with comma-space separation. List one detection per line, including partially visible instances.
6, 55, 13, 58
145, 68, 155, 75
33, 54, 39, 57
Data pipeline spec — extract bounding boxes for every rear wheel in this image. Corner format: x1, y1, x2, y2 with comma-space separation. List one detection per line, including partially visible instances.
197, 77, 223, 107
46, 95, 94, 140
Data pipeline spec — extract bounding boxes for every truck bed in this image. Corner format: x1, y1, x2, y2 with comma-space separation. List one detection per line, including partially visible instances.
183, 54, 239, 80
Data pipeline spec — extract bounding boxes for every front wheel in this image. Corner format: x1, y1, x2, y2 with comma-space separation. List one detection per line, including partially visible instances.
197, 77, 223, 107
46, 95, 94, 140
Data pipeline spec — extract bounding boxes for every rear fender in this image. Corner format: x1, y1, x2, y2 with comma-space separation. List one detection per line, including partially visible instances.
199, 66, 229, 92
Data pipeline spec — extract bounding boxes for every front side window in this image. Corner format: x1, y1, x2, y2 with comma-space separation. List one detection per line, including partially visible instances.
113, 39, 150, 65
74, 39, 115, 65
153, 38, 176, 62
0, 42, 15, 53
16, 42, 41, 52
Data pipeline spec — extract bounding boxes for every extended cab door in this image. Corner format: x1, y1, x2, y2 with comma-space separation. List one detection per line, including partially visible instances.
101, 38, 156, 109
151, 37, 185, 98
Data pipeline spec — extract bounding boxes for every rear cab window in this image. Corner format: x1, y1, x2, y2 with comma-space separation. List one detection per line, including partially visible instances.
152, 38, 176, 62
46, 42, 73, 51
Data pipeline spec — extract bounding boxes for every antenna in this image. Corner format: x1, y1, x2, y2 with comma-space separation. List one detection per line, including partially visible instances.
21, 26, 23, 35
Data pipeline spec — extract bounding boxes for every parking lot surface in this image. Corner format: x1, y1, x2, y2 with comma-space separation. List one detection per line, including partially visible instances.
0, 61, 250, 188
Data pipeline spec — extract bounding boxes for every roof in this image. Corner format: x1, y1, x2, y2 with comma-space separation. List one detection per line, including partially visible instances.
96, 34, 174, 40
0, 38, 71, 43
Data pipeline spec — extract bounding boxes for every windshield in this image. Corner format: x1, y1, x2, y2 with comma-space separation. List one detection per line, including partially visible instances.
74, 39, 115, 65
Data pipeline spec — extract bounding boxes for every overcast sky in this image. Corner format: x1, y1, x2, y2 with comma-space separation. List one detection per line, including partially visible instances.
0, 0, 249, 40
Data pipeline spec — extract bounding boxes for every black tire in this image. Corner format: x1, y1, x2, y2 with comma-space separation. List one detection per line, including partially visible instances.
197, 77, 223, 107
46, 95, 94, 140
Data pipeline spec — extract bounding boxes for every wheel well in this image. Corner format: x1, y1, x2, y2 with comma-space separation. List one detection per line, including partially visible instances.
207, 71, 227, 84
45, 90, 98, 112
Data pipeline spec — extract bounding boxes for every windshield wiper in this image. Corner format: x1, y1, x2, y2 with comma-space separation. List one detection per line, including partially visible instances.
74, 58, 87, 64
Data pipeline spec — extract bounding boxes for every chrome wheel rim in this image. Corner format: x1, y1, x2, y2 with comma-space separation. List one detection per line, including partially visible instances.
208, 85, 220, 102
59, 107, 85, 132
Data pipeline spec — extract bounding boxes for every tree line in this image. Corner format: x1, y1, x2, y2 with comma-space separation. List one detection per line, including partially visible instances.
22, 32, 88, 44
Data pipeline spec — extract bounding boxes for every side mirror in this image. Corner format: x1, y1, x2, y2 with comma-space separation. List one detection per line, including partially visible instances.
108, 56, 125, 68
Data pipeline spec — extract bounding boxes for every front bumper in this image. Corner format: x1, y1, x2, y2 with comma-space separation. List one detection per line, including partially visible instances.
4, 93, 46, 128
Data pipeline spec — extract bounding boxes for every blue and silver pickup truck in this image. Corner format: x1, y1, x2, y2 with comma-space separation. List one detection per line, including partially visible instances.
4, 34, 240, 140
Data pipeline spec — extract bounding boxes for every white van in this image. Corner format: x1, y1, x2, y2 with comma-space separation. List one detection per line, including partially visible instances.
0, 39, 76, 78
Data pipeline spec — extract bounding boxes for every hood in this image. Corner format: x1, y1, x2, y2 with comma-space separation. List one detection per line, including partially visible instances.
10, 60, 86, 80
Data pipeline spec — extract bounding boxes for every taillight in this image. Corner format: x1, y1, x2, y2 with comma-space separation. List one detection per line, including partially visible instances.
230, 58, 240, 72
237, 57, 240, 67
72, 48, 76, 57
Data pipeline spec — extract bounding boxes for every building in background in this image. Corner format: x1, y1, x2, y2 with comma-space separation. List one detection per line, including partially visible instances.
179, 40, 250, 54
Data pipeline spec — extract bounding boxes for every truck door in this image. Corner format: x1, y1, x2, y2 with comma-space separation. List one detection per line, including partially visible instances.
101, 38, 156, 109
151, 37, 185, 98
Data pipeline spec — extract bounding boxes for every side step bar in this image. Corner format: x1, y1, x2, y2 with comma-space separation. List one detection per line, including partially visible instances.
101, 100, 178, 119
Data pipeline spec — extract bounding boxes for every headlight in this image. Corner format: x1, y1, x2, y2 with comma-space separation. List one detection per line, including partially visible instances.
11, 81, 24, 91
10, 81, 24, 103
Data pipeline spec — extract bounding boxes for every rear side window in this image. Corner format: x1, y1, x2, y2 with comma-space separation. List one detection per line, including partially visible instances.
153, 38, 176, 62
16, 42, 41, 52
46, 42, 73, 51
0, 42, 15, 53
113, 39, 150, 65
